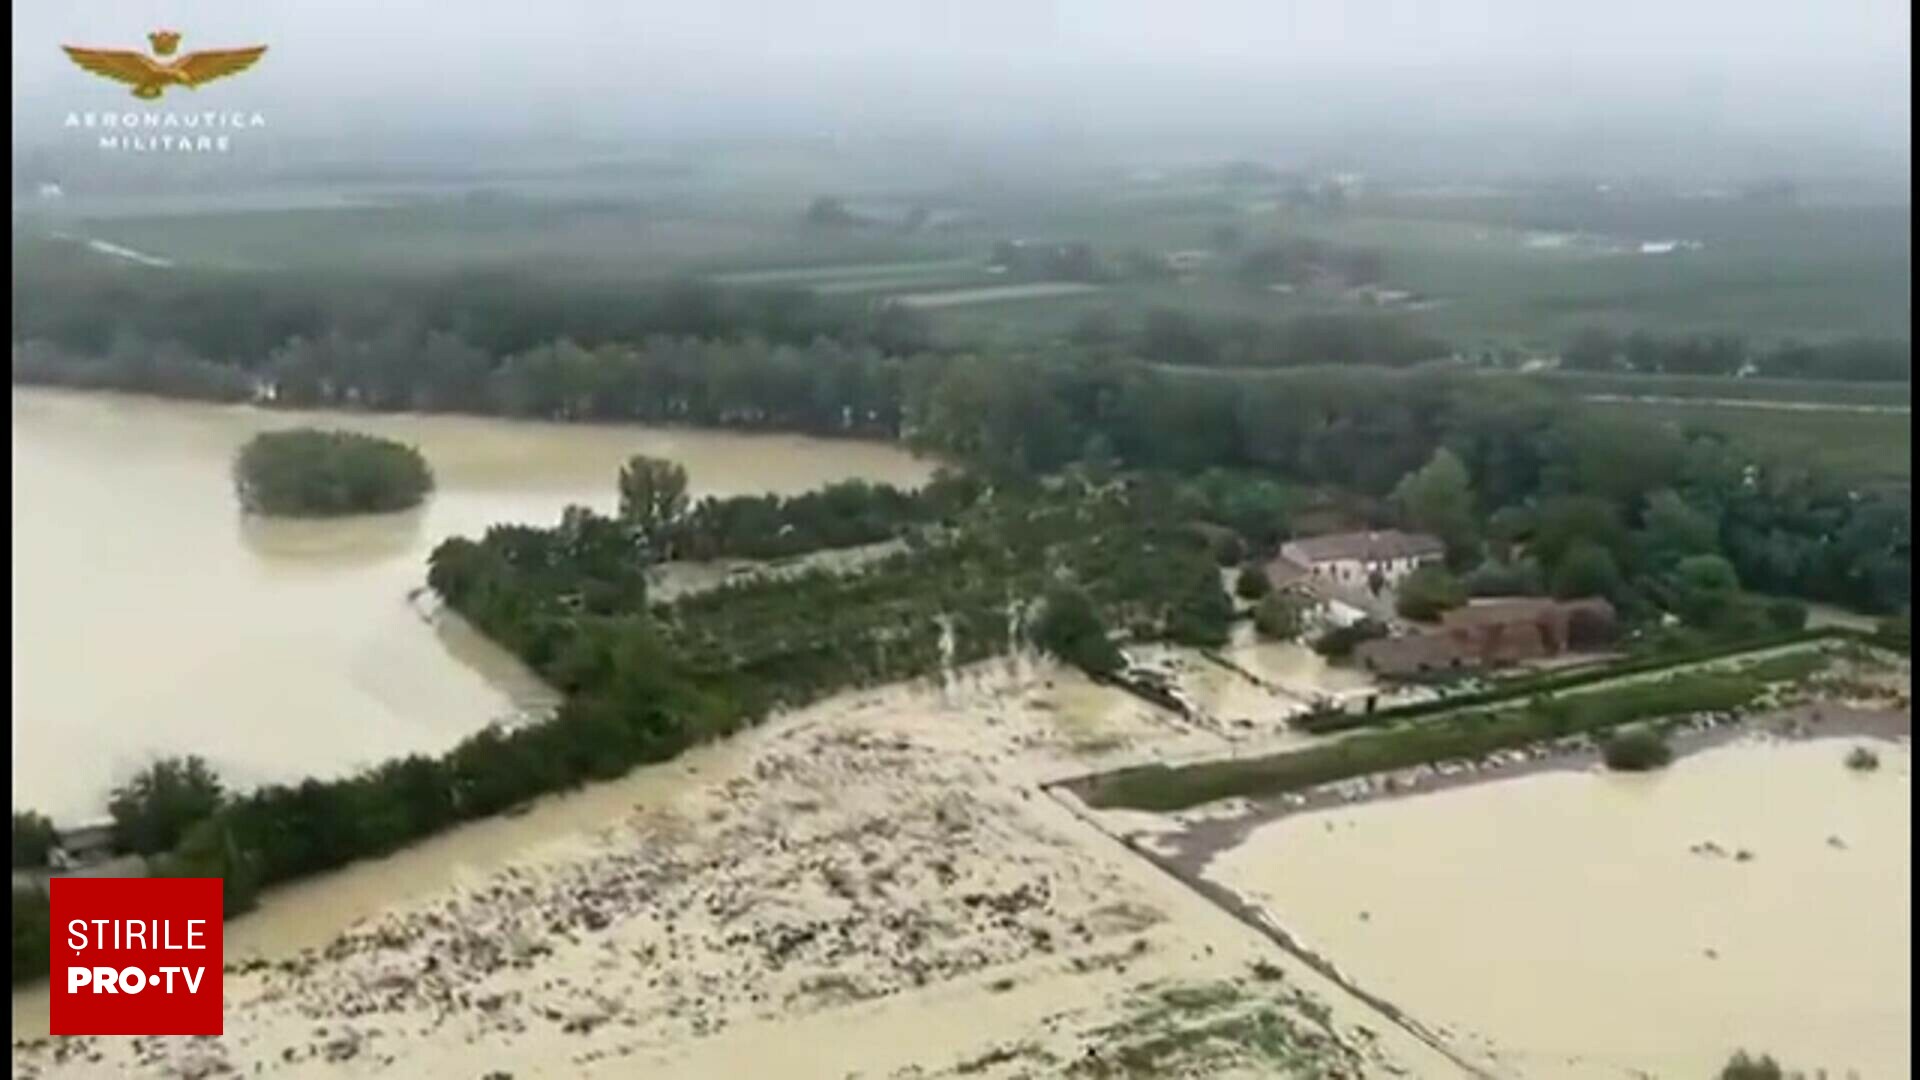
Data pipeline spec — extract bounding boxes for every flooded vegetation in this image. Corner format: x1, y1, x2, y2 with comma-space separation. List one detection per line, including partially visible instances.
10, 388, 933, 821
9, 662, 1459, 1078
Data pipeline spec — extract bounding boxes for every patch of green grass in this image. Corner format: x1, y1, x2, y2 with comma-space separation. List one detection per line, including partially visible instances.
1083, 669, 1768, 812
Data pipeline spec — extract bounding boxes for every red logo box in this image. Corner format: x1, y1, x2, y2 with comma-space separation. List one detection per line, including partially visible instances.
48, 877, 223, 1035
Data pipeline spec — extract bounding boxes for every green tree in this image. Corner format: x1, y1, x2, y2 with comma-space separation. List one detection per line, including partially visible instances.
13, 888, 50, 984
1396, 565, 1467, 621
1637, 489, 1721, 572
1312, 618, 1389, 659
232, 429, 433, 517
107, 756, 224, 857
1391, 448, 1478, 567
1253, 592, 1308, 640
1669, 554, 1743, 629
156, 816, 262, 916
11, 812, 58, 869
1530, 496, 1631, 571
1551, 541, 1623, 600
1549, 414, 1685, 508
1463, 558, 1545, 597
1031, 586, 1123, 677
618, 455, 690, 556
1675, 554, 1740, 595
1166, 563, 1234, 647
1234, 564, 1273, 600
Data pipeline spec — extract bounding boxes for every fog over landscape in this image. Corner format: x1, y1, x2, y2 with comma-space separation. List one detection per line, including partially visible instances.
9, 2, 1911, 1078
11, 0, 1911, 186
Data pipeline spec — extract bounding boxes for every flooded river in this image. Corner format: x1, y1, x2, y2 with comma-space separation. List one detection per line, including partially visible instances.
10, 388, 933, 823
1205, 736, 1912, 1079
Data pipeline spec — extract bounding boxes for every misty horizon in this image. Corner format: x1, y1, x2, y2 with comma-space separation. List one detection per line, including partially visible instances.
11, 0, 1910, 189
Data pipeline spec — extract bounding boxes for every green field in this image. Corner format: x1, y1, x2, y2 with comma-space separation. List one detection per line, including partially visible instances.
13, 165, 1910, 359
1523, 370, 1912, 407
1592, 399, 1912, 484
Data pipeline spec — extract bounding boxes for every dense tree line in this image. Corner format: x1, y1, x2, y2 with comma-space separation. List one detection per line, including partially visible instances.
233, 429, 434, 516
16, 319, 1901, 614
907, 361, 1906, 614
1564, 327, 1909, 382
13, 305, 1908, 616
11, 242, 933, 364
669, 477, 967, 562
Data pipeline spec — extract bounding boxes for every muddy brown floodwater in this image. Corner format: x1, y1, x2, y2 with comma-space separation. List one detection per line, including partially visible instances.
1204, 735, 1913, 1079
11, 660, 1467, 1078
10, 387, 935, 823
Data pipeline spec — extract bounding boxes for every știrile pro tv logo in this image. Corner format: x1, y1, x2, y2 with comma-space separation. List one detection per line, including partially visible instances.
48, 877, 224, 1036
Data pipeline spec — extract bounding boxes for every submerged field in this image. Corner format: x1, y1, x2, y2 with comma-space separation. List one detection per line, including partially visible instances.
1205, 733, 1911, 1079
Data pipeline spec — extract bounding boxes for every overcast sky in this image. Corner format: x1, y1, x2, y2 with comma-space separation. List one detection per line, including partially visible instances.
11, 0, 1910, 178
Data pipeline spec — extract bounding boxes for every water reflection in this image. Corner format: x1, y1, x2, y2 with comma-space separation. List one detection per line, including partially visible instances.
236, 505, 428, 566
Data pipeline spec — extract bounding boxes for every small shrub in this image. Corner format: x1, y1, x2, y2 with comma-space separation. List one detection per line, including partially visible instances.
1601, 727, 1673, 772
1312, 618, 1388, 659
1234, 565, 1272, 601
1845, 745, 1881, 772
1395, 565, 1467, 621
1032, 586, 1124, 678
1718, 1050, 1784, 1080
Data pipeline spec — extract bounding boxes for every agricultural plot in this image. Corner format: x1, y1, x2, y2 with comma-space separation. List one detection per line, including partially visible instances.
890, 281, 1106, 309
18, 197, 963, 279
1592, 399, 1913, 483
1533, 370, 1911, 408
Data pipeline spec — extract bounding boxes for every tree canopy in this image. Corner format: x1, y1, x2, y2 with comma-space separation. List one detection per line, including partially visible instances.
233, 429, 433, 516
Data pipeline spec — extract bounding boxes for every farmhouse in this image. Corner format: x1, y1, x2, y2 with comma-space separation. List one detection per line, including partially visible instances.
1277, 529, 1443, 589
1354, 596, 1618, 678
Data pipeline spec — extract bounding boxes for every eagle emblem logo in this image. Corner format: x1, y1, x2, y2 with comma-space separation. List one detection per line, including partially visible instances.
62, 30, 266, 101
